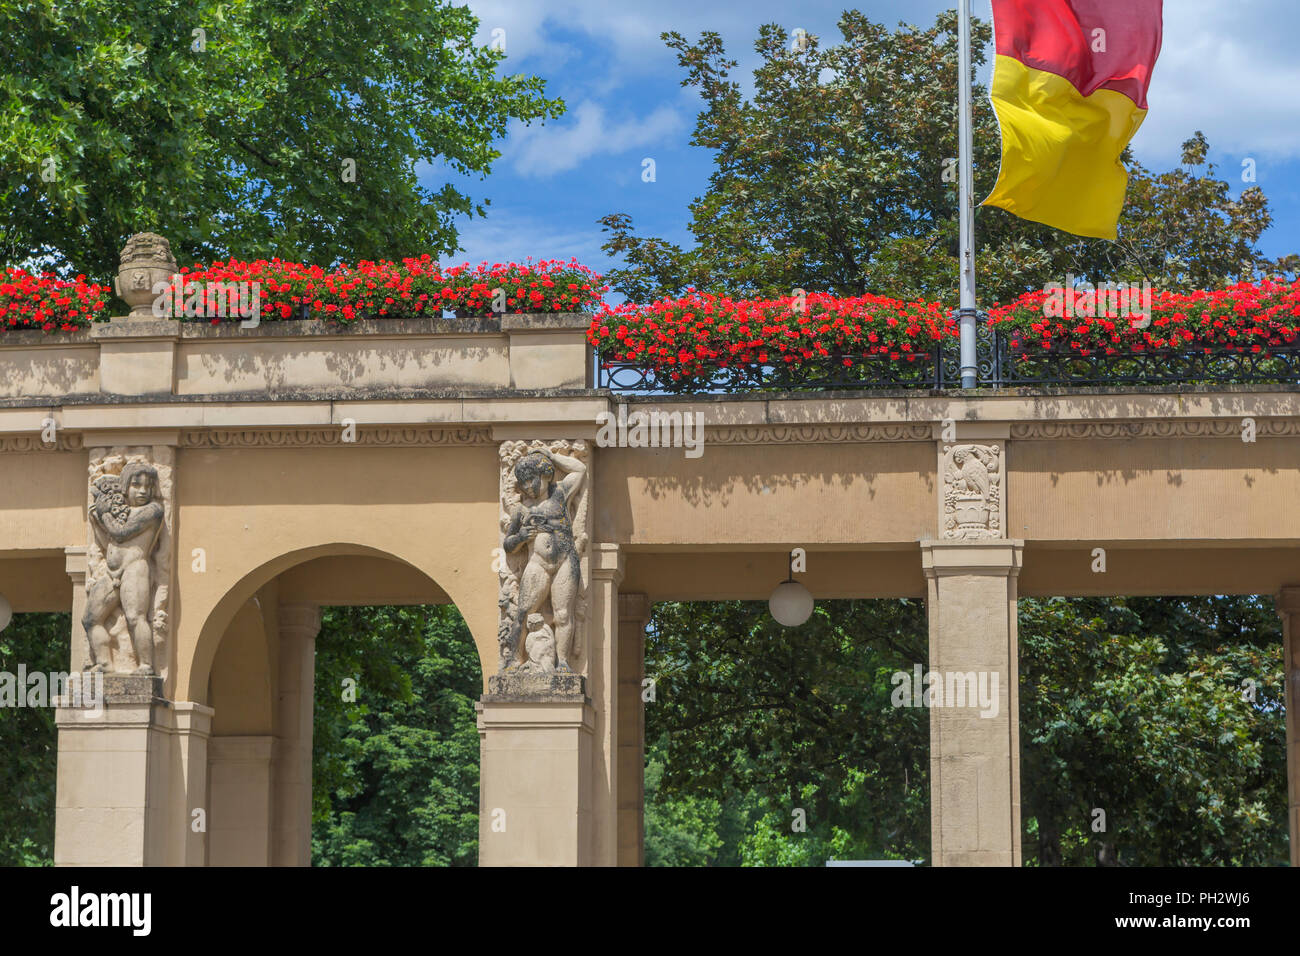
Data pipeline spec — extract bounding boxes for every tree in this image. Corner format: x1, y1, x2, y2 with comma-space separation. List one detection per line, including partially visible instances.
644, 595, 1288, 866
312, 605, 481, 867
600, 12, 1295, 306
0, 613, 66, 866
1019, 596, 1287, 866
0, 0, 563, 277
645, 599, 930, 865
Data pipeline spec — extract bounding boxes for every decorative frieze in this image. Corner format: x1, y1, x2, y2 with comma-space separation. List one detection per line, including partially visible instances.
1010, 419, 1300, 440
706, 423, 933, 444
0, 433, 84, 453
178, 426, 494, 447
941, 443, 1003, 540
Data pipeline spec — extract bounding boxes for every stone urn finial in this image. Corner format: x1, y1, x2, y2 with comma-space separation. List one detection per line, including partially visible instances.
114, 232, 178, 317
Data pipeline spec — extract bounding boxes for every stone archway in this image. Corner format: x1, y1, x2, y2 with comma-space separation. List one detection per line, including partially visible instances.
197, 545, 485, 867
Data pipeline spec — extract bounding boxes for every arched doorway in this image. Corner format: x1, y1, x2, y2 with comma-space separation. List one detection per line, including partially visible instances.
194, 546, 486, 866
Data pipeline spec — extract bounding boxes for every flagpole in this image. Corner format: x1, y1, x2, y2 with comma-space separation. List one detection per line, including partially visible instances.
957, 0, 978, 388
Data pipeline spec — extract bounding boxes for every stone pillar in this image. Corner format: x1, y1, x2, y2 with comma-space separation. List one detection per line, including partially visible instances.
477, 679, 594, 866
1277, 587, 1300, 867
208, 736, 274, 865
920, 539, 1024, 867
64, 546, 88, 672
272, 604, 320, 866
588, 543, 623, 865
54, 675, 213, 866
617, 592, 650, 867
481, 439, 606, 866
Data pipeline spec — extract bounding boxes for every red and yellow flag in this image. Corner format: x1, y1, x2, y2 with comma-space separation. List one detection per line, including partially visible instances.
983, 0, 1163, 239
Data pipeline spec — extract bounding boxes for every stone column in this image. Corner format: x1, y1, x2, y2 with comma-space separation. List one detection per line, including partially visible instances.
477, 688, 595, 866
56, 433, 207, 865
207, 736, 274, 865
617, 592, 650, 867
272, 604, 320, 866
1277, 587, 1300, 867
920, 540, 1024, 867
54, 675, 213, 866
64, 546, 88, 672
587, 543, 623, 865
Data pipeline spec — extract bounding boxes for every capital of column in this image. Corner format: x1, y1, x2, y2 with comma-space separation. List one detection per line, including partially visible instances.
920, 539, 1024, 578
278, 604, 322, 641
1276, 587, 1300, 618
618, 592, 650, 625
64, 545, 87, 583
591, 543, 624, 586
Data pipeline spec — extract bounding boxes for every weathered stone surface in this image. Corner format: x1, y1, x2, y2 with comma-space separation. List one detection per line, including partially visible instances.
497, 439, 590, 674
484, 670, 587, 702
97, 673, 165, 704
501, 312, 592, 331
114, 233, 178, 317
83, 447, 173, 677
941, 442, 1003, 539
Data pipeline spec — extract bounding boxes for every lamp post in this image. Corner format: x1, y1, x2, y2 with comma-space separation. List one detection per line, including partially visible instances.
957, 0, 979, 389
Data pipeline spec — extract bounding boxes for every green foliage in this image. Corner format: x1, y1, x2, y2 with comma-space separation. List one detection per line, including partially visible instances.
601, 12, 1295, 306
642, 595, 1287, 866
1019, 595, 1288, 866
644, 599, 931, 866
0, 0, 564, 277
0, 613, 67, 866
311, 605, 481, 867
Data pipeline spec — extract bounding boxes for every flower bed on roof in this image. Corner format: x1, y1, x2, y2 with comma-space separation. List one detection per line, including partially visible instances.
589, 290, 953, 385
0, 270, 111, 332
0, 258, 607, 333
172, 256, 607, 323
987, 279, 1300, 357
590, 279, 1300, 387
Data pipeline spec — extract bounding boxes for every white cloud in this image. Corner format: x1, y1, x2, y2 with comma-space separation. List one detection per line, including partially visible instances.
1135, 0, 1300, 164
506, 100, 685, 177
465, 0, 1300, 166
444, 207, 615, 274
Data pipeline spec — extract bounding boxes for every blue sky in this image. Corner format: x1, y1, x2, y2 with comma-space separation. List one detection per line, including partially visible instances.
427, 0, 1300, 289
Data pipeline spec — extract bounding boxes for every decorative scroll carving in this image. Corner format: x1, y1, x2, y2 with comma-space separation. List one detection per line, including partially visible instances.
0, 433, 84, 453
1010, 419, 1300, 440
83, 448, 173, 675
496, 439, 590, 676
179, 426, 493, 447
114, 232, 178, 316
942, 443, 1002, 539
706, 423, 933, 444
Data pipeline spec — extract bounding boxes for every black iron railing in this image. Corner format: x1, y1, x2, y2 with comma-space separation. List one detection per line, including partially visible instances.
598, 322, 1300, 393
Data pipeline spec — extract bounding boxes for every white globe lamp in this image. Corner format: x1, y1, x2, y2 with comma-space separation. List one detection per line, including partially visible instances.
768, 552, 814, 627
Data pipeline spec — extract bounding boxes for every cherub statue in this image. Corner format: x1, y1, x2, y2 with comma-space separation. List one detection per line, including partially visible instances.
84, 462, 164, 673
501, 448, 586, 672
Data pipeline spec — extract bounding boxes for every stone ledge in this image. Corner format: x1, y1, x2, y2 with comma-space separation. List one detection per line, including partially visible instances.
10, 312, 591, 343
483, 670, 588, 702
52, 673, 165, 705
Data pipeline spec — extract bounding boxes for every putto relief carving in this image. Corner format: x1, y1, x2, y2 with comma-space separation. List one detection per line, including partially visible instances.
942, 443, 1002, 539
496, 440, 590, 676
114, 232, 178, 316
83, 448, 173, 675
